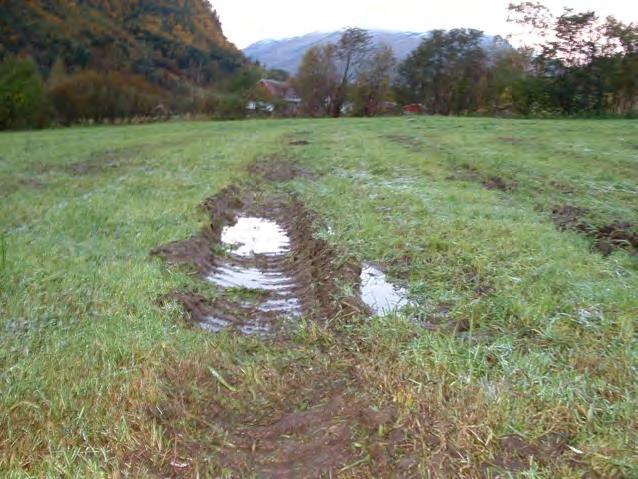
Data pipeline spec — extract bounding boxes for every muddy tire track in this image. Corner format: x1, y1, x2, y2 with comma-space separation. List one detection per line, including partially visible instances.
552, 204, 638, 255
147, 157, 426, 477
152, 184, 366, 336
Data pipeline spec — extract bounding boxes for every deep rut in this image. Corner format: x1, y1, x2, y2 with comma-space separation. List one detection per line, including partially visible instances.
151, 186, 366, 335
148, 159, 420, 478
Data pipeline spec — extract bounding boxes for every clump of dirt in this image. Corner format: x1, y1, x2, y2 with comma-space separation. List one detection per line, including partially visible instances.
552, 204, 637, 255
248, 155, 309, 182
593, 221, 638, 255
152, 186, 366, 336
481, 432, 573, 477
552, 204, 589, 231
289, 140, 310, 146
482, 176, 518, 192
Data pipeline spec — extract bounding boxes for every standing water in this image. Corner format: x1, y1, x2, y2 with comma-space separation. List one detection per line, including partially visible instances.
360, 264, 412, 315
221, 217, 290, 257
203, 216, 302, 334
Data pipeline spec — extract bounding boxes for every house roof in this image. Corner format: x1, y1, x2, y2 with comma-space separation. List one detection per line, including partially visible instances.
258, 79, 300, 101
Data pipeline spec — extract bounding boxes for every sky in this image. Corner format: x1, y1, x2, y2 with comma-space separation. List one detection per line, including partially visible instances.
212, 0, 637, 49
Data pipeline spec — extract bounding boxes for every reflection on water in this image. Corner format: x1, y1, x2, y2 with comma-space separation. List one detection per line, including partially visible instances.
221, 217, 290, 256
361, 264, 411, 315
204, 216, 302, 335
208, 265, 293, 291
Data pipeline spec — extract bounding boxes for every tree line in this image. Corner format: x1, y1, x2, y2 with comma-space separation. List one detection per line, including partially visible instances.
293, 3, 636, 118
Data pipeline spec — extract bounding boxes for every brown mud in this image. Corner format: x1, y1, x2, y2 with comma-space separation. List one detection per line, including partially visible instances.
147, 156, 580, 477
247, 155, 311, 182
146, 157, 425, 475
144, 362, 422, 479
140, 352, 579, 479
152, 185, 366, 336
446, 166, 519, 194
482, 176, 518, 192
552, 204, 637, 255
481, 433, 573, 477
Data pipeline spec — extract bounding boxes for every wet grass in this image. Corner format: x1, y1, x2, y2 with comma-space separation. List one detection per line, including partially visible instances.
1, 117, 637, 477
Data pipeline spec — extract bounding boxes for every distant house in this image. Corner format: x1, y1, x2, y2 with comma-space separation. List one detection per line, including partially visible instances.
403, 103, 425, 115
247, 79, 301, 116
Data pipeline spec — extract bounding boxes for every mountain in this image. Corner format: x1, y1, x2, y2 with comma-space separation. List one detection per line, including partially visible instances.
244, 30, 427, 74
0, 0, 245, 87
244, 29, 504, 75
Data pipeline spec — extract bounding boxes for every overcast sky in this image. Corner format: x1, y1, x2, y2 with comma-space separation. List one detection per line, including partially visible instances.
213, 0, 636, 49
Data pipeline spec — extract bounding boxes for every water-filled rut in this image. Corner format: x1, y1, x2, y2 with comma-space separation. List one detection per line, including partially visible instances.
152, 186, 412, 336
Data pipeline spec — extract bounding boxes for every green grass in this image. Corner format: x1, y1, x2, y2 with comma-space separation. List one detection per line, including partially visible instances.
1, 117, 637, 477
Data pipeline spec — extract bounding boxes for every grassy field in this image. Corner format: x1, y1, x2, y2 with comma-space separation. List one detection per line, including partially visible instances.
1, 116, 637, 478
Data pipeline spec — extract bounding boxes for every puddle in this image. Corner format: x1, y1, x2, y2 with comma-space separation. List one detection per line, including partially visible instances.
259, 297, 302, 314
203, 215, 303, 334
200, 316, 232, 333
221, 217, 290, 256
208, 265, 293, 291
152, 188, 383, 337
360, 264, 412, 315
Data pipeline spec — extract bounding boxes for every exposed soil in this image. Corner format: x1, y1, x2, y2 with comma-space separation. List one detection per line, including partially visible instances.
143, 363, 422, 479
482, 176, 518, 192
148, 154, 581, 477
447, 166, 518, 193
248, 155, 310, 182
552, 204, 637, 255
152, 186, 366, 335
552, 204, 590, 231
593, 221, 638, 255
289, 139, 310, 146
140, 352, 580, 479
481, 432, 572, 477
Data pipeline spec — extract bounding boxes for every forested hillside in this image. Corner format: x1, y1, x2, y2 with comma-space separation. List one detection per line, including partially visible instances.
0, 0, 245, 87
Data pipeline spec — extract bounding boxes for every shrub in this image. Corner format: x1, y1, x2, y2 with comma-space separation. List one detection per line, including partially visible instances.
48, 70, 166, 125
0, 57, 50, 130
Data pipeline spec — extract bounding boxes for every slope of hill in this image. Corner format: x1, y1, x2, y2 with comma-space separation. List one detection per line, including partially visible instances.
244, 29, 503, 74
0, 0, 245, 87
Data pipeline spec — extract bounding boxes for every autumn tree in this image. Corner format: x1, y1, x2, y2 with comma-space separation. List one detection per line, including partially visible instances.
331, 28, 373, 117
295, 28, 377, 117
295, 44, 338, 116
508, 2, 638, 115
395, 29, 488, 115
354, 45, 397, 116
